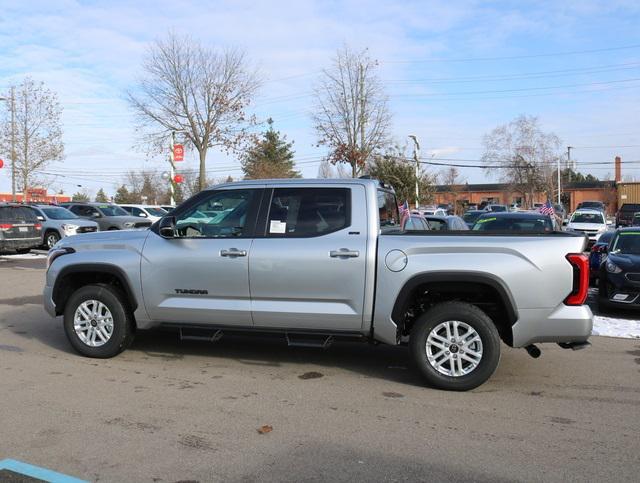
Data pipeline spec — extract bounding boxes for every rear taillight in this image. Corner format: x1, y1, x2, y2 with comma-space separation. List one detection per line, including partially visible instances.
0, 223, 12, 231
34, 223, 42, 231
564, 253, 589, 306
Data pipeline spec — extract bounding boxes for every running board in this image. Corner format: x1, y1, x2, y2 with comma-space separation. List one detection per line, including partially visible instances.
285, 333, 334, 349
179, 328, 223, 343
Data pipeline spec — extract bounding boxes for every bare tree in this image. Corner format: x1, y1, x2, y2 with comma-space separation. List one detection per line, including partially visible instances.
439, 167, 466, 214
127, 32, 260, 191
312, 46, 391, 178
482, 115, 561, 207
0, 77, 64, 196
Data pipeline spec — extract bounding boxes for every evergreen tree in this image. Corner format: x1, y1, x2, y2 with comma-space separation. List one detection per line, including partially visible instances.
241, 119, 300, 179
114, 185, 132, 204
71, 191, 90, 202
94, 188, 109, 202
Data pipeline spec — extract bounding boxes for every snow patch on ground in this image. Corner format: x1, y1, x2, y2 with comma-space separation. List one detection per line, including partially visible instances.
593, 316, 640, 339
0, 252, 47, 261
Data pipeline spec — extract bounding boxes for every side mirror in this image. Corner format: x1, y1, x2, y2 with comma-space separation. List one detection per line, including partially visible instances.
159, 216, 176, 238
91, 212, 101, 218
138, 212, 148, 217
37, 215, 45, 221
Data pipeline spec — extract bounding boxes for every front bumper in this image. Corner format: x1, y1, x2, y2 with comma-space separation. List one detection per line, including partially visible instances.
600, 272, 640, 307
511, 304, 593, 347
43, 284, 56, 317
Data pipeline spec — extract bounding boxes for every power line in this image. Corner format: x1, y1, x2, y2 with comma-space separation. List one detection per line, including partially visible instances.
385, 43, 640, 64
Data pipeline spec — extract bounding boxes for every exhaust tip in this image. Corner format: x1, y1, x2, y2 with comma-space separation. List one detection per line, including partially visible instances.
525, 344, 541, 358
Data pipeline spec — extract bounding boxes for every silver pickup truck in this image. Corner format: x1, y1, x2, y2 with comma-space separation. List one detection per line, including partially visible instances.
44, 178, 592, 391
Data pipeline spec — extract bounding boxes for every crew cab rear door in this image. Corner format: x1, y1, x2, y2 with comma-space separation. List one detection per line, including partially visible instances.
140, 187, 262, 326
249, 184, 369, 330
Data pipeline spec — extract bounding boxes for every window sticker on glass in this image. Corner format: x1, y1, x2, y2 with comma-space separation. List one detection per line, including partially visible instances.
270, 220, 287, 234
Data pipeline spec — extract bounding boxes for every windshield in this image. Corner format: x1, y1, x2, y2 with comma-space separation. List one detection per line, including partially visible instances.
41, 207, 79, 220
611, 232, 640, 255
488, 205, 507, 212
145, 207, 167, 216
473, 216, 552, 232
571, 212, 604, 224
463, 211, 483, 223
96, 205, 129, 216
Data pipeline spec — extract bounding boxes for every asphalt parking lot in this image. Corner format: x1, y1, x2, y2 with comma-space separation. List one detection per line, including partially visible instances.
1, 253, 639, 482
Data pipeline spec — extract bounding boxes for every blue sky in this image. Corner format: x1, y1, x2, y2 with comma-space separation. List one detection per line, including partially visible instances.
1, 0, 639, 196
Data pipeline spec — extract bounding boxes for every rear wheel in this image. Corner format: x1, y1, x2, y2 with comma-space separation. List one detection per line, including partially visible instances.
409, 302, 501, 391
63, 284, 134, 358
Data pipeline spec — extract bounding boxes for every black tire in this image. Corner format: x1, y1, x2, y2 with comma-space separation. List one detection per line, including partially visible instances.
409, 302, 501, 391
45, 230, 60, 249
598, 277, 611, 312
63, 284, 135, 358
15, 248, 30, 254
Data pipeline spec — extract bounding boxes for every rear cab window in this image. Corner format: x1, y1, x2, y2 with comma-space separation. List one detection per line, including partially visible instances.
378, 189, 399, 233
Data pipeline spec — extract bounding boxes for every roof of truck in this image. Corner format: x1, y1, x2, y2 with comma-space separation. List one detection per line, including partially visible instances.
208, 177, 393, 191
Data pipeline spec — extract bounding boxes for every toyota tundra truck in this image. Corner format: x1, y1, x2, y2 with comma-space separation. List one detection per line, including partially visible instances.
43, 179, 592, 391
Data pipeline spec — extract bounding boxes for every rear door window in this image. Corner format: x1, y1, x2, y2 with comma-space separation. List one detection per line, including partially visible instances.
266, 188, 350, 237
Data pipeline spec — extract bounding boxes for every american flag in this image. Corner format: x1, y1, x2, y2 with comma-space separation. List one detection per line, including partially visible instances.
539, 201, 555, 216
399, 200, 410, 226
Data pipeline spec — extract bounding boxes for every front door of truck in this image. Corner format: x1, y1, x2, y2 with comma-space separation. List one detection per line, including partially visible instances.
141, 187, 262, 326
249, 185, 368, 330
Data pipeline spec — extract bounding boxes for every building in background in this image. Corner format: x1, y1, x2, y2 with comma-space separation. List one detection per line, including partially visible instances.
0, 188, 71, 203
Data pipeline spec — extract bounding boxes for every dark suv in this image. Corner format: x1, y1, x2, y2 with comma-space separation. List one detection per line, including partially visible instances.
616, 203, 640, 228
0, 204, 42, 253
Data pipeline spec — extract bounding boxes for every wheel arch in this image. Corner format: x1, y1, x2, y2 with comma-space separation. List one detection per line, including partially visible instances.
52, 263, 138, 316
391, 271, 518, 346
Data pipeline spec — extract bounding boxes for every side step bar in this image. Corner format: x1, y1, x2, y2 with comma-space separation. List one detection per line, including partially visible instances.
286, 333, 334, 349
179, 328, 223, 343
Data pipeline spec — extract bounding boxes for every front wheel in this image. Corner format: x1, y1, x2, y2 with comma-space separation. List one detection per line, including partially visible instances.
45, 230, 61, 249
409, 302, 501, 391
63, 284, 135, 358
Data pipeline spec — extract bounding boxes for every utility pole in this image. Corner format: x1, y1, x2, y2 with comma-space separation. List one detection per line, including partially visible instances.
1, 88, 17, 201
408, 135, 420, 209
169, 131, 176, 206
10, 87, 16, 202
358, 63, 365, 178
567, 146, 573, 170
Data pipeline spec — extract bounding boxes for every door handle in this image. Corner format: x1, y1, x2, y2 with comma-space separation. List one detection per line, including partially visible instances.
330, 248, 360, 258
220, 248, 247, 257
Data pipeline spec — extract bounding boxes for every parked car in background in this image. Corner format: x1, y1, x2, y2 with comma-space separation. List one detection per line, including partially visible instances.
576, 200, 606, 213
616, 203, 640, 227
160, 205, 175, 213
484, 204, 508, 212
437, 203, 454, 215
589, 230, 615, 282
472, 212, 559, 233
118, 204, 167, 223
419, 207, 447, 217
632, 213, 640, 226
28, 204, 99, 249
566, 209, 608, 247
598, 228, 640, 309
0, 204, 42, 253
423, 215, 469, 231
462, 210, 486, 228
60, 202, 153, 231
402, 214, 430, 232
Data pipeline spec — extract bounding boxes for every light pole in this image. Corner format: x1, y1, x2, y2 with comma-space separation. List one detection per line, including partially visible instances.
0, 87, 16, 202
408, 135, 420, 210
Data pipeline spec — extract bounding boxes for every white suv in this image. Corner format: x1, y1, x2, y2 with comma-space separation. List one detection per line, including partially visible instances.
119, 205, 168, 223
566, 209, 608, 245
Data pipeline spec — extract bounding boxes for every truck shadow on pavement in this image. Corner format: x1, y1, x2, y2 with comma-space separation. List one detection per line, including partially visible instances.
5, 305, 530, 390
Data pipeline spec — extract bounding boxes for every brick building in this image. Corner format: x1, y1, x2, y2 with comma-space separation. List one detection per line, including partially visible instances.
0, 188, 71, 203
